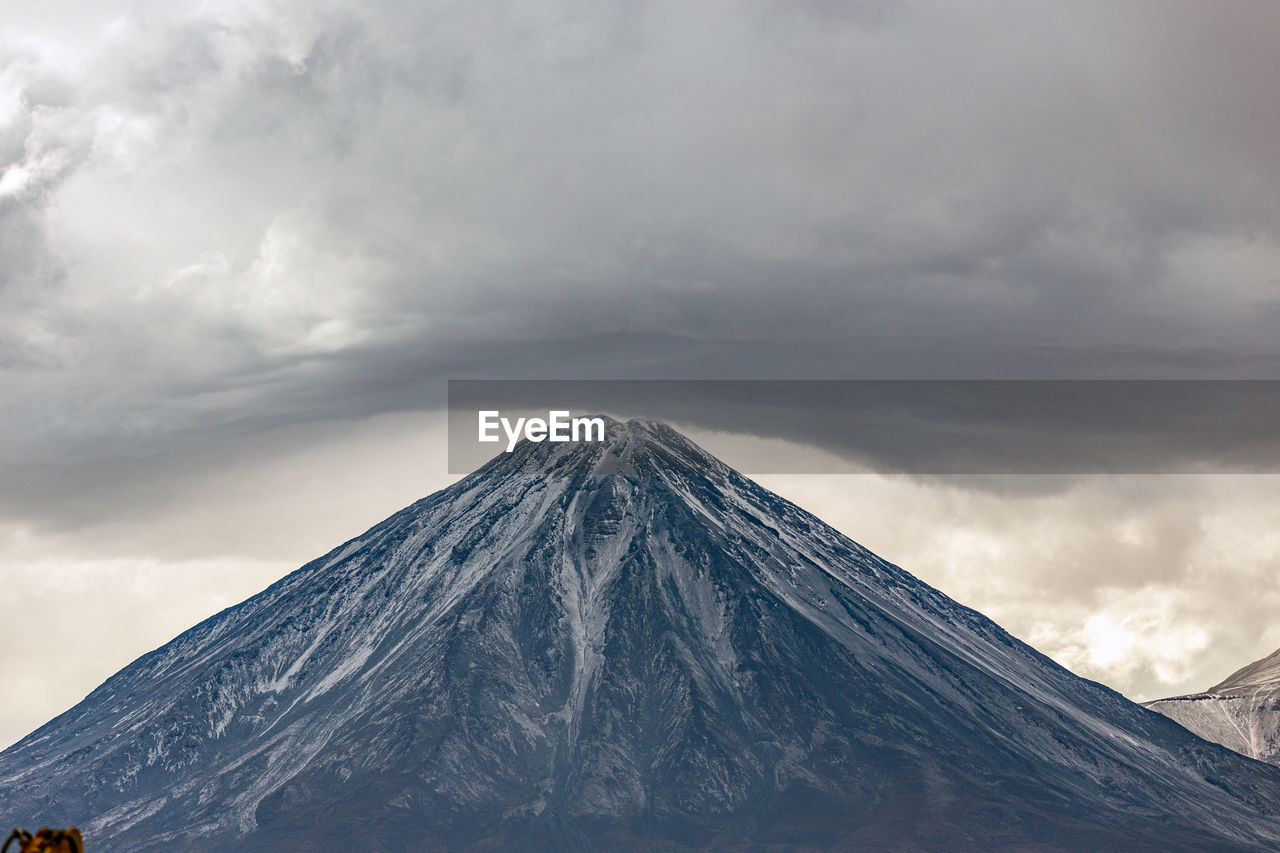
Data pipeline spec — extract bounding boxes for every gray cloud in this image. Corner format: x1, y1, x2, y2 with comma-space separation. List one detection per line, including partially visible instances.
4, 1, 1280, 473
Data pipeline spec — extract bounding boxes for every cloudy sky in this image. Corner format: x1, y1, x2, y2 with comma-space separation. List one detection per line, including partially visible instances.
2, 0, 1280, 749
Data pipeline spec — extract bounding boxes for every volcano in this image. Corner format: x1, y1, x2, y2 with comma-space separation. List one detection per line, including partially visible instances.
4, 419, 1280, 851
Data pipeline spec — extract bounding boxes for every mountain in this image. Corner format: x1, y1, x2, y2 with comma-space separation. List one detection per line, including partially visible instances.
1147, 649, 1280, 766
5, 419, 1280, 851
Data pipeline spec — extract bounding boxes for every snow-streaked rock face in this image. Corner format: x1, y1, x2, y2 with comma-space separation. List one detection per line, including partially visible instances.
1147, 648, 1280, 766
5, 419, 1280, 851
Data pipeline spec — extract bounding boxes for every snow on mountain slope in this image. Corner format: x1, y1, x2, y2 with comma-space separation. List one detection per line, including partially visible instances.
1147, 648, 1280, 765
4, 419, 1280, 851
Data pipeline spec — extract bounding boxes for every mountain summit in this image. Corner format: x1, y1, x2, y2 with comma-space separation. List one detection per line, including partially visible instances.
5, 420, 1280, 851
1148, 647, 1280, 767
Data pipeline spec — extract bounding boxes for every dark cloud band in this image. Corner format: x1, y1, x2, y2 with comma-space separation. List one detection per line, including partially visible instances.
449, 379, 1280, 475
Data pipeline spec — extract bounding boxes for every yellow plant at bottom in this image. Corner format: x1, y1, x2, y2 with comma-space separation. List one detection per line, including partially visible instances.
2, 828, 83, 853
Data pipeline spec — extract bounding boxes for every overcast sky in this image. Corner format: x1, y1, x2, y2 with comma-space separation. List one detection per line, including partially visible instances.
2, 0, 1280, 749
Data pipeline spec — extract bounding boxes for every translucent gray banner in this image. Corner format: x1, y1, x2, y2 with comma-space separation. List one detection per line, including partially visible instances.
447, 380, 1280, 475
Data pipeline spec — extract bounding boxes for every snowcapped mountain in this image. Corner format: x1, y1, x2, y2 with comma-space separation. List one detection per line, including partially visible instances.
1147, 648, 1280, 767
5, 419, 1280, 851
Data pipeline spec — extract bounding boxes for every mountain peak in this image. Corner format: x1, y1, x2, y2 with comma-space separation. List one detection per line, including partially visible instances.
465, 415, 732, 503
498, 416, 717, 470
1147, 646, 1280, 767
6, 423, 1280, 851
1211, 646, 1280, 693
